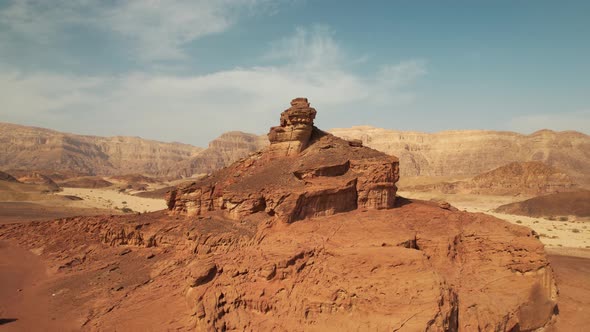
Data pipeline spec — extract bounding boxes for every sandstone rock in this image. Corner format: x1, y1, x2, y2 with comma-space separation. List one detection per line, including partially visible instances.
0, 170, 19, 183
179, 131, 268, 177
404, 161, 578, 196
167, 98, 400, 222
0, 122, 203, 177
330, 126, 590, 187
268, 97, 317, 156
15, 171, 60, 192
495, 189, 590, 217
1, 201, 558, 331
186, 260, 217, 287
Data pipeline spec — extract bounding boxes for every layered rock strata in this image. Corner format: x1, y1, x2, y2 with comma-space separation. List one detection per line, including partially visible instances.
167, 98, 399, 222
0, 202, 558, 331
267, 97, 317, 156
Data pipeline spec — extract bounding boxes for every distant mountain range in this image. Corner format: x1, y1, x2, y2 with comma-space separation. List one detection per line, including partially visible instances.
1, 122, 589, 186
330, 126, 590, 187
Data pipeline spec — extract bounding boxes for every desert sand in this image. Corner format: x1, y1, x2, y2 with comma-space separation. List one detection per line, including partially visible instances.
398, 191, 590, 249
54, 188, 167, 213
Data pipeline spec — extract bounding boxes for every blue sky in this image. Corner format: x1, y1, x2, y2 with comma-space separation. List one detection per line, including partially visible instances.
0, 0, 588, 146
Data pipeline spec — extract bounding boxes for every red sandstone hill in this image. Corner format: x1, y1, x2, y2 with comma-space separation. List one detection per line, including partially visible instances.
404, 161, 577, 195
495, 190, 590, 218
0, 170, 19, 183
0, 99, 560, 331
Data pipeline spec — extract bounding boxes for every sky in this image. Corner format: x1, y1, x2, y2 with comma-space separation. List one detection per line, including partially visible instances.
0, 0, 589, 146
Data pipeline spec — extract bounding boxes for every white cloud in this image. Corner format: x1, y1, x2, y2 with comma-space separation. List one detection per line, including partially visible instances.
0, 26, 427, 145
509, 110, 590, 134
0, 0, 278, 61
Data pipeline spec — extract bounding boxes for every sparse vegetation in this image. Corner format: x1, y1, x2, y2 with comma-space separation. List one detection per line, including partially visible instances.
515, 220, 522, 224
559, 216, 568, 221
572, 229, 580, 233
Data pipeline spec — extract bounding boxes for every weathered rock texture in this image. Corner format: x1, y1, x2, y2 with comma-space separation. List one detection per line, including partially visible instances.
330, 126, 590, 187
268, 97, 317, 156
0, 122, 203, 177
167, 99, 399, 222
0, 170, 19, 183
0, 201, 558, 331
179, 131, 268, 177
495, 190, 590, 218
404, 161, 577, 195
0, 98, 560, 331
13, 171, 60, 192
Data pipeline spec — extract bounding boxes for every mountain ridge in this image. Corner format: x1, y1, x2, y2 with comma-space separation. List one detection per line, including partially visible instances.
1, 121, 588, 186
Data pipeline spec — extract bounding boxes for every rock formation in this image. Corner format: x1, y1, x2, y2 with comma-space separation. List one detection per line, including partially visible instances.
267, 97, 317, 156
495, 190, 590, 217
0, 170, 19, 183
178, 131, 268, 177
404, 161, 577, 195
0, 98, 562, 331
167, 98, 399, 222
13, 171, 60, 192
330, 126, 590, 187
0, 122, 203, 177
0, 201, 558, 331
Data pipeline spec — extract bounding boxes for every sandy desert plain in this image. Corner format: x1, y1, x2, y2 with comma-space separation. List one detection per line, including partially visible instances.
1, 99, 589, 331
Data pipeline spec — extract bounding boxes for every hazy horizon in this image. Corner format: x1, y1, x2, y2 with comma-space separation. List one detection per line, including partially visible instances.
1, 1, 589, 145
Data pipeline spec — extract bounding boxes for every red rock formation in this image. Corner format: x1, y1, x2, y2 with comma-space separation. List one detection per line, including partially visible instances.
404, 161, 577, 195
0, 201, 558, 331
268, 97, 317, 156
0, 98, 560, 331
167, 98, 399, 222
0, 170, 19, 183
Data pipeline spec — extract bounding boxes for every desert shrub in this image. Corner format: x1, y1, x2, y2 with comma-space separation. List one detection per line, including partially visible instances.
572, 229, 580, 233
547, 216, 556, 221
547, 229, 553, 232
122, 201, 127, 204
539, 233, 548, 238
121, 207, 133, 213
533, 220, 539, 224
515, 220, 522, 224
559, 216, 568, 221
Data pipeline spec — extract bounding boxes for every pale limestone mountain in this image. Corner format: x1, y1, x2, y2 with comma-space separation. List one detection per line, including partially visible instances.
329, 126, 590, 187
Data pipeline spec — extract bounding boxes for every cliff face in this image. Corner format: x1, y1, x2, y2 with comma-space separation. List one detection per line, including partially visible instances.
167, 98, 399, 223
330, 126, 590, 186
404, 161, 578, 196
178, 131, 268, 177
0, 122, 202, 176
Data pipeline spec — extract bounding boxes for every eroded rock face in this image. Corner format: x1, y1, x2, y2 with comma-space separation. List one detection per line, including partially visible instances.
167, 98, 399, 222
268, 97, 317, 156
0, 201, 558, 331
404, 161, 578, 195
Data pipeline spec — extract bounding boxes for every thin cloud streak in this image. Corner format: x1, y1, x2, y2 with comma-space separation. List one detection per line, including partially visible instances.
0, 27, 428, 145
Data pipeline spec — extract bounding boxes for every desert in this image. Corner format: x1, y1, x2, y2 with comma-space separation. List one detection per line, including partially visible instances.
1, 98, 589, 331
2, 2, 590, 331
